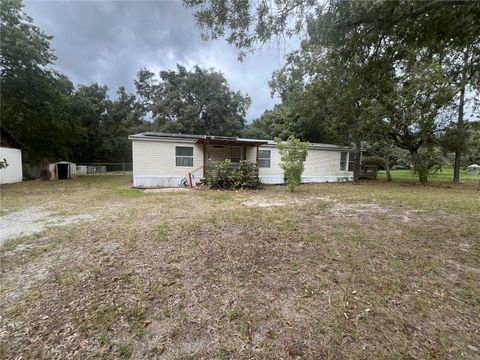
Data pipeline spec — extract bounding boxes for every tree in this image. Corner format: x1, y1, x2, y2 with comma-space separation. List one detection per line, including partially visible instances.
0, 0, 56, 77
463, 121, 480, 166
98, 87, 149, 163
184, 1, 480, 59
270, 43, 392, 183
242, 104, 298, 140
275, 136, 308, 192
183, 0, 318, 59
1, 0, 83, 162
67, 83, 111, 163
185, 0, 480, 182
1, 0, 153, 167
311, 1, 480, 182
135, 64, 251, 136
442, 46, 480, 182
382, 60, 454, 184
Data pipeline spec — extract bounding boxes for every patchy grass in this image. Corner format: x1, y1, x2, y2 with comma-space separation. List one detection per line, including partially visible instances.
1, 174, 479, 359
378, 166, 480, 183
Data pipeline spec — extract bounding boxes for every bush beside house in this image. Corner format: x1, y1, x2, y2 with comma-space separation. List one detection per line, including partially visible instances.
206, 160, 260, 189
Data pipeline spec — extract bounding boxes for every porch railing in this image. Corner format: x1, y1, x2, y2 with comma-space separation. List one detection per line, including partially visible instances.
187, 165, 204, 188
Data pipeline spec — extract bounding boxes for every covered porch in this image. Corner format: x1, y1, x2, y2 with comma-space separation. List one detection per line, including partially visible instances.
187, 136, 269, 186
200, 137, 268, 172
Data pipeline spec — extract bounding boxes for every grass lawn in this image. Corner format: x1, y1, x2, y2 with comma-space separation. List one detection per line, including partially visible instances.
378, 166, 480, 184
1, 175, 479, 359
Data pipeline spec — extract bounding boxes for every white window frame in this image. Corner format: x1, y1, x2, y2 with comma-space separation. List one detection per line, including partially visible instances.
175, 146, 194, 167
258, 149, 271, 168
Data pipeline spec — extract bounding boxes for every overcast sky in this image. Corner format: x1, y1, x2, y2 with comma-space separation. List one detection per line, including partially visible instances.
24, 0, 299, 121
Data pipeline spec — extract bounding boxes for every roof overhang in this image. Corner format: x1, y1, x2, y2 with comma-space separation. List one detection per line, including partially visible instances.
129, 132, 268, 146
0, 125, 25, 149
128, 132, 358, 151
195, 137, 268, 146
128, 133, 197, 143
260, 142, 357, 151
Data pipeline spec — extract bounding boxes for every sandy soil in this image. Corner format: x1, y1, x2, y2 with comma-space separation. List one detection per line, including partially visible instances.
0, 206, 93, 246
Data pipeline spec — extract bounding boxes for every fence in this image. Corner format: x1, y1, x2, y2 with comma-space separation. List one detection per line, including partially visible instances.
76, 163, 132, 175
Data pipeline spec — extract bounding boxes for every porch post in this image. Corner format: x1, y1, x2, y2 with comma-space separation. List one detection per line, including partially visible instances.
203, 143, 207, 178
255, 145, 259, 178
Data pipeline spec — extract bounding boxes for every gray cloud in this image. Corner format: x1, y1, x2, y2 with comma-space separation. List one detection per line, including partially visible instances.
24, 0, 299, 121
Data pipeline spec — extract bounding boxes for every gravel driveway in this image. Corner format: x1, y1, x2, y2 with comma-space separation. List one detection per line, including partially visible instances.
0, 206, 92, 246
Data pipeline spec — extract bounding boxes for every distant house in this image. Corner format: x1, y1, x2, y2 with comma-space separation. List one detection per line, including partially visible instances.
128, 132, 357, 188
467, 164, 480, 172
0, 126, 23, 184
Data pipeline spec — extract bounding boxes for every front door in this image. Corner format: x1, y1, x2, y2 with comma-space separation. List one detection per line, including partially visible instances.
207, 145, 246, 172
229, 146, 242, 164
208, 145, 227, 164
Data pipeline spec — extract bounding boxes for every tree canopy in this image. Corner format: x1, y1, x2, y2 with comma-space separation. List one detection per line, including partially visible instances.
185, 0, 480, 183
135, 65, 250, 136
1, 0, 251, 167
2, 0, 479, 185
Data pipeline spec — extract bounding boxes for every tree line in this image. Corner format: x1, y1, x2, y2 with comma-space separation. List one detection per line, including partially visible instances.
0, 0, 250, 166
185, 0, 480, 183
2, 0, 479, 184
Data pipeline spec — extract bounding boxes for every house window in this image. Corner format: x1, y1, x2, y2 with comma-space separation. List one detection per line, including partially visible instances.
340, 152, 348, 171
176, 146, 193, 167
258, 149, 271, 168
230, 146, 241, 163
348, 152, 355, 171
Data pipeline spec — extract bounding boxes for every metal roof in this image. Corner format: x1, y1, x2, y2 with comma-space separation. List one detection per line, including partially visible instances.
128, 132, 355, 150
0, 125, 24, 149
128, 132, 269, 146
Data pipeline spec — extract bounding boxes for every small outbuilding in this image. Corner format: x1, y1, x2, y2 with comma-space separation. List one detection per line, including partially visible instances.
0, 126, 23, 185
49, 161, 77, 180
467, 164, 480, 171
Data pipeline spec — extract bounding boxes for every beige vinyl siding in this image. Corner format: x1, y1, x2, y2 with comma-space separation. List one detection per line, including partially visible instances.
245, 146, 257, 163
257, 146, 353, 182
303, 149, 352, 177
132, 140, 204, 177
257, 146, 283, 177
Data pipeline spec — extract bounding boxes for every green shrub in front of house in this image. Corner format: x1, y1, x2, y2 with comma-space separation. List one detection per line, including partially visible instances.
275, 136, 308, 192
207, 159, 260, 189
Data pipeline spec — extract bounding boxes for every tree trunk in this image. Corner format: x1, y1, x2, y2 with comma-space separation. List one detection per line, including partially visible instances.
411, 150, 428, 184
384, 153, 392, 182
353, 141, 361, 184
453, 48, 470, 183
453, 84, 465, 183
384, 141, 393, 182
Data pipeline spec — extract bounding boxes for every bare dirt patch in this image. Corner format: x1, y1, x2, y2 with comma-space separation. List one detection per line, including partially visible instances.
143, 188, 191, 193
1, 177, 479, 359
242, 197, 305, 207
330, 202, 388, 215
328, 201, 433, 226
0, 206, 93, 246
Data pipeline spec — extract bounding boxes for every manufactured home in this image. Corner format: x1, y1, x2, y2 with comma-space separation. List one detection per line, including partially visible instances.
128, 132, 357, 188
